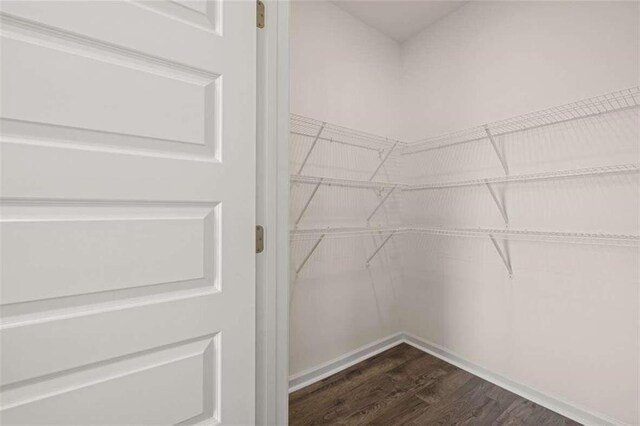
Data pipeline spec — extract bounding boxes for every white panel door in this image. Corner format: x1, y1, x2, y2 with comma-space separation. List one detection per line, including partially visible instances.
0, 1, 256, 424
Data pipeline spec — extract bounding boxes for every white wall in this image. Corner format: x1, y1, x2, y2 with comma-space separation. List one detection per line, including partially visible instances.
290, 0, 402, 139
290, 1, 639, 424
289, 1, 403, 377
400, 1, 640, 141
398, 2, 639, 424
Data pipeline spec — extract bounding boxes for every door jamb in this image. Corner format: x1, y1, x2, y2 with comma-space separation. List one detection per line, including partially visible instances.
256, 1, 290, 424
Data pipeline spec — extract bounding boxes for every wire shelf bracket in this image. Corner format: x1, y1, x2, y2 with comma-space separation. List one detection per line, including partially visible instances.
297, 121, 326, 175
367, 186, 397, 222
295, 234, 325, 275
369, 140, 399, 181
484, 181, 509, 225
489, 234, 513, 277
294, 178, 323, 227
366, 231, 397, 266
485, 125, 509, 175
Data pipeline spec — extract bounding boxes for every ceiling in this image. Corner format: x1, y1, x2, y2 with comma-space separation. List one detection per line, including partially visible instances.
331, 1, 467, 43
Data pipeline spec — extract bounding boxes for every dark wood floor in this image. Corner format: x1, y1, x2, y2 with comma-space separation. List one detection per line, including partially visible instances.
290, 343, 581, 425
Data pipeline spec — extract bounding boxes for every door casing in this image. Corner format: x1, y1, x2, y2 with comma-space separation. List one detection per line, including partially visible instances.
255, 1, 290, 425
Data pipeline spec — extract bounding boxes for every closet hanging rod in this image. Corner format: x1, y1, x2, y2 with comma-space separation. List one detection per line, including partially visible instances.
291, 174, 403, 189
404, 163, 640, 191
402, 86, 640, 155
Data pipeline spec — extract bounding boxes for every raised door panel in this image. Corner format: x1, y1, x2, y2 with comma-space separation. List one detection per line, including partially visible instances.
1, 336, 219, 425
1, 8, 220, 160
1, 203, 218, 307
0, 1, 223, 69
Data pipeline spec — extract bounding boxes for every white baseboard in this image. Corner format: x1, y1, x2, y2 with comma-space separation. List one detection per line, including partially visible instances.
402, 332, 620, 426
288, 331, 622, 426
288, 332, 404, 393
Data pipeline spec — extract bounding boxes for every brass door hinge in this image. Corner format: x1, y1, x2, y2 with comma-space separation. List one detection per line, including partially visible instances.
256, 225, 264, 253
257, 0, 265, 28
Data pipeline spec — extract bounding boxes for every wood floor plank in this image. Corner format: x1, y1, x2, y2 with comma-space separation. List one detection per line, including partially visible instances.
367, 395, 434, 425
414, 368, 474, 405
405, 377, 517, 425
326, 351, 454, 425
289, 344, 424, 425
494, 397, 582, 426
291, 344, 422, 403
350, 365, 475, 425
289, 344, 582, 426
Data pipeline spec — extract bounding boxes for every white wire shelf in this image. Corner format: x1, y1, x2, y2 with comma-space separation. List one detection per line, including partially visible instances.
291, 113, 403, 151
290, 174, 404, 190
407, 227, 640, 247
402, 87, 640, 155
291, 164, 639, 191
291, 226, 640, 247
404, 163, 640, 191
290, 226, 399, 241
290, 225, 638, 275
291, 227, 401, 273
